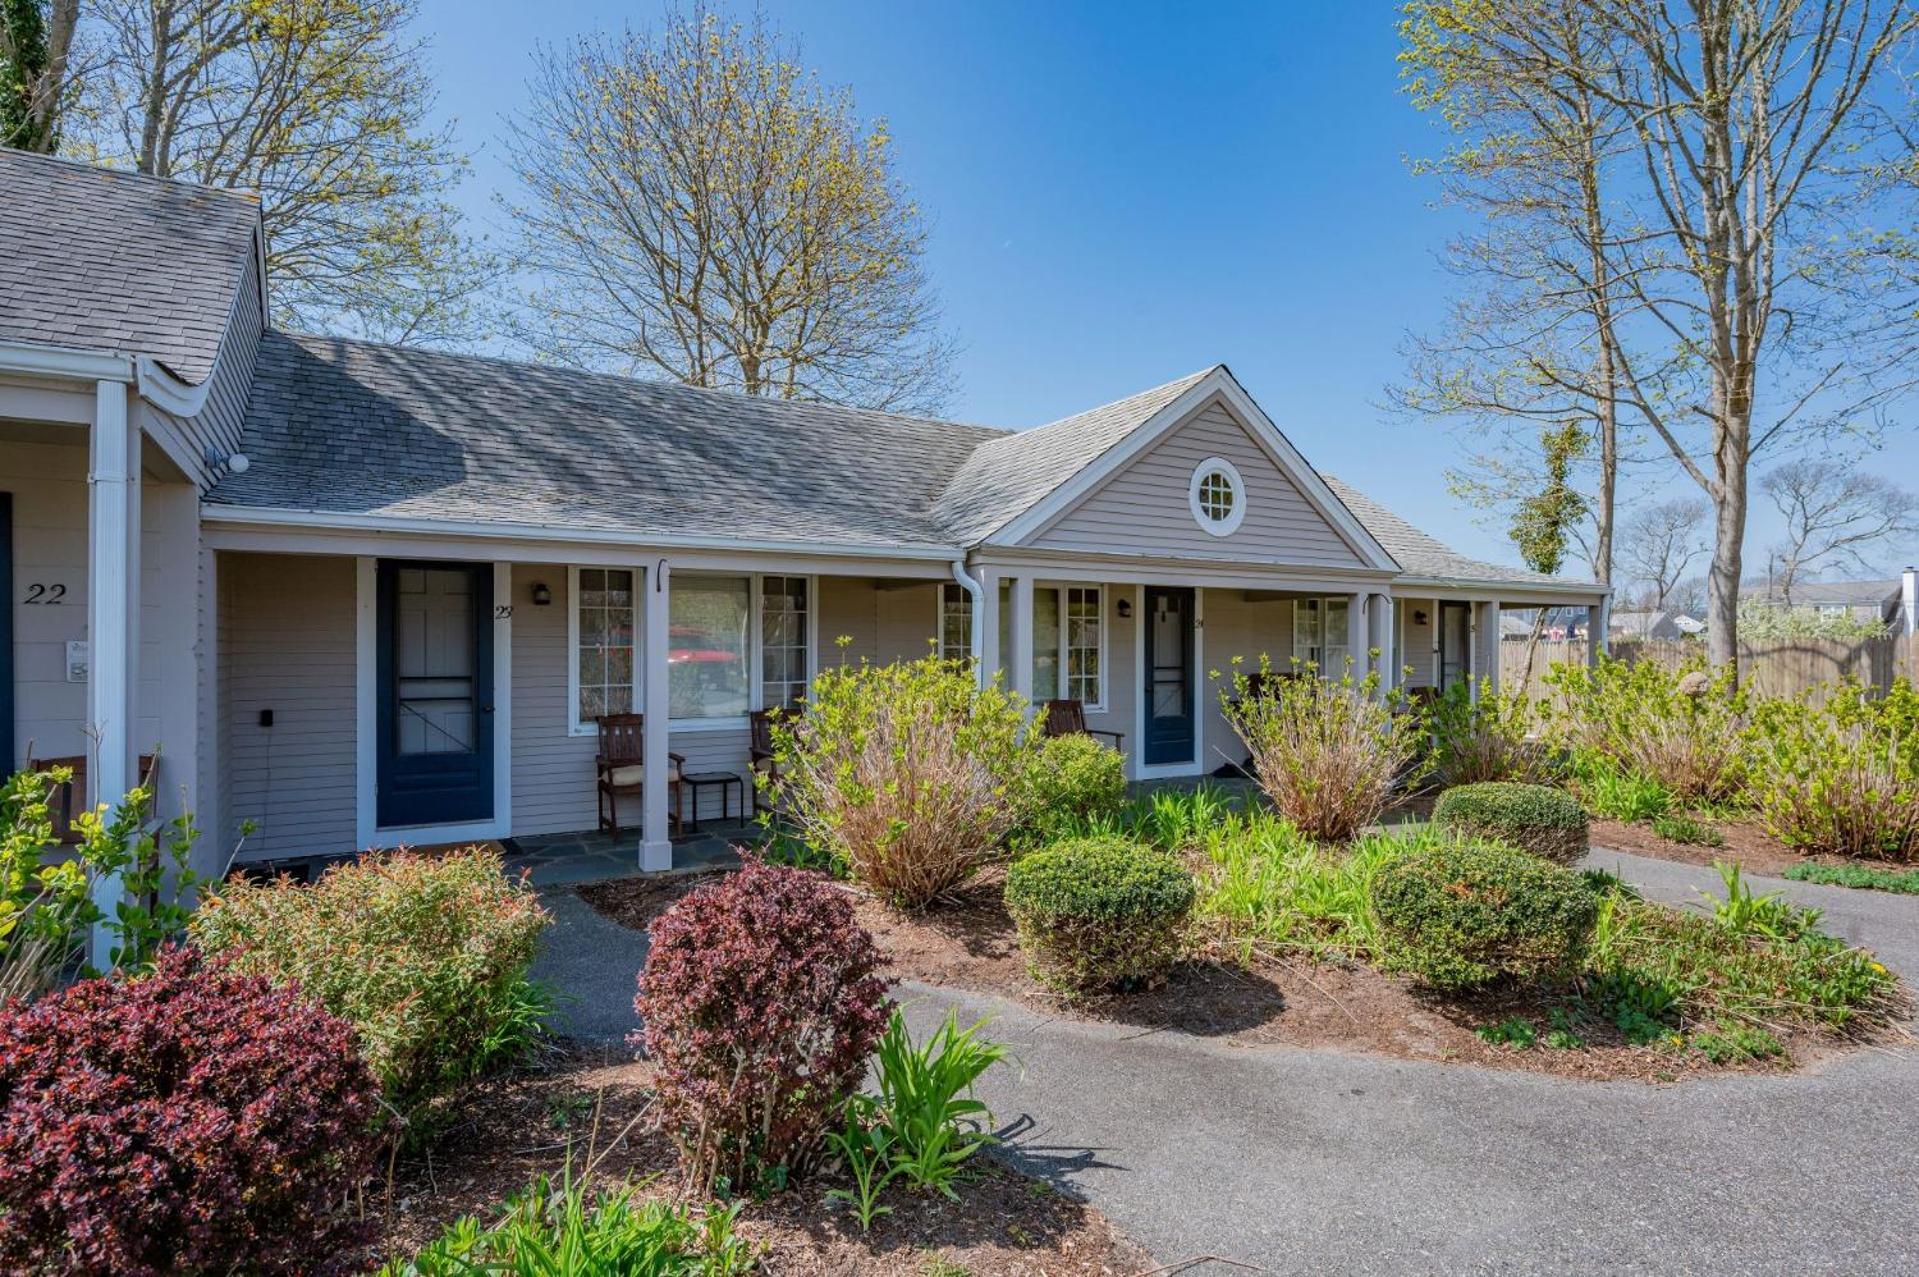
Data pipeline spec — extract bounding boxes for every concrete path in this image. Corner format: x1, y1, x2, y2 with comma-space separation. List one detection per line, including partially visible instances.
531, 851, 1919, 1275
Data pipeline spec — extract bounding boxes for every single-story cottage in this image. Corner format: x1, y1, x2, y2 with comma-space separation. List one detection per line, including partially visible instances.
0, 149, 1610, 897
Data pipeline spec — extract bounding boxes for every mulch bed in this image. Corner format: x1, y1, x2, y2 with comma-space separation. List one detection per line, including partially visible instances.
381, 1043, 1150, 1274
579, 867, 1834, 1084
1590, 816, 1918, 878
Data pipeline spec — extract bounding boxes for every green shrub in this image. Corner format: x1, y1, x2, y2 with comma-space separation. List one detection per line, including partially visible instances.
1650, 811, 1725, 847
1571, 754, 1676, 823
1690, 1023, 1784, 1064
1370, 840, 1598, 989
1190, 812, 1404, 959
1, 767, 200, 1000
1218, 655, 1429, 843
1544, 657, 1746, 805
1783, 862, 1919, 895
1745, 683, 1919, 861
1427, 680, 1550, 787
769, 654, 1029, 907
381, 1173, 752, 1276
1433, 781, 1589, 865
1008, 732, 1127, 848
190, 848, 550, 1137
1004, 837, 1195, 996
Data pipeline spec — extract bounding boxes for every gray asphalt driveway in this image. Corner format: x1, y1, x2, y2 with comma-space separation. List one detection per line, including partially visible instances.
532, 851, 1919, 1276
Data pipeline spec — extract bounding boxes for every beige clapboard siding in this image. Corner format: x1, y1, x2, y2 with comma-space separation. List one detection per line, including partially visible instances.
818, 576, 880, 663
1400, 599, 1437, 689
1032, 402, 1365, 568
874, 581, 938, 662
1196, 590, 1292, 773
222, 553, 357, 861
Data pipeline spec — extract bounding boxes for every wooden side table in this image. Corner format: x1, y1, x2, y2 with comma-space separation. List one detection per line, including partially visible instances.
678, 771, 744, 833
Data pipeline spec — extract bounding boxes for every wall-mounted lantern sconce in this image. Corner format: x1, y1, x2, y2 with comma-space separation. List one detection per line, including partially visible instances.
531, 582, 553, 607
1413, 609, 1429, 626
1116, 598, 1133, 619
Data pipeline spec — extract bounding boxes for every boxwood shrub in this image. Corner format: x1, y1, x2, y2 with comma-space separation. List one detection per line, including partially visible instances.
1008, 732, 1128, 848
1004, 837, 1195, 996
1433, 781, 1589, 866
1370, 839, 1598, 989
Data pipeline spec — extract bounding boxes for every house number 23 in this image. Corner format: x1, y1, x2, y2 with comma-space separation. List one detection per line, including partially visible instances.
23, 583, 67, 604
494, 604, 514, 620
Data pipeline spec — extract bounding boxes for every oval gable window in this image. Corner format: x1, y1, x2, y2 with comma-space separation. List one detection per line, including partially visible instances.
1188, 457, 1245, 537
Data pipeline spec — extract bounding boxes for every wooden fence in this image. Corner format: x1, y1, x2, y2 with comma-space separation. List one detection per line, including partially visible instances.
1499, 634, 1918, 701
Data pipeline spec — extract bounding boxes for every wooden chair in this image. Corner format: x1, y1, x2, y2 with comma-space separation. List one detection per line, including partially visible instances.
1040, 699, 1124, 750
28, 753, 158, 844
595, 714, 684, 838
748, 709, 784, 818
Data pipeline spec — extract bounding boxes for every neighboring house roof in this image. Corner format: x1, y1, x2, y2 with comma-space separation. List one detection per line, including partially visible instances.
1317, 475, 1589, 591
1741, 579, 1902, 608
0, 147, 260, 384
928, 369, 1214, 543
213, 332, 999, 550
1674, 614, 1706, 635
1610, 609, 1683, 639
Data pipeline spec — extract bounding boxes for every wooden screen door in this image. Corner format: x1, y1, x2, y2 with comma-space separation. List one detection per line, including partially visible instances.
1142, 586, 1195, 767
1439, 602, 1472, 689
376, 561, 493, 828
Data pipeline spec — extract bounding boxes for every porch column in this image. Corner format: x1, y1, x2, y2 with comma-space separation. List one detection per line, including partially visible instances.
1590, 595, 1611, 665
640, 558, 672, 872
1466, 600, 1480, 703
976, 567, 1001, 689
88, 379, 140, 970
1009, 576, 1034, 707
1371, 594, 1395, 690
1475, 600, 1502, 694
1346, 592, 1366, 679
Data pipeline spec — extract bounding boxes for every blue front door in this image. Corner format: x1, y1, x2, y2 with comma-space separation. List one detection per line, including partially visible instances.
1143, 586, 1195, 767
377, 561, 493, 828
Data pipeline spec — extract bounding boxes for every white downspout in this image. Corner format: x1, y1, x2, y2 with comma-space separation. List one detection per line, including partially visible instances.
951, 560, 986, 688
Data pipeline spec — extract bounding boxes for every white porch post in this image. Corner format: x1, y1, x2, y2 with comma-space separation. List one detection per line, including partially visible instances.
1010, 575, 1034, 707
1476, 600, 1501, 694
976, 567, 1001, 689
641, 558, 672, 872
1466, 601, 1480, 703
88, 379, 140, 970
1371, 594, 1394, 690
1590, 596, 1611, 665
1346, 591, 1366, 678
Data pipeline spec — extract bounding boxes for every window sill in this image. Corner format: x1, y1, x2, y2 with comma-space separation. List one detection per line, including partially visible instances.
570, 717, 754, 737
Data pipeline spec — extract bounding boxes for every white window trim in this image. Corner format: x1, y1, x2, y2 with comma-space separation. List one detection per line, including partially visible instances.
1188, 456, 1246, 537
937, 581, 974, 662
942, 581, 1106, 711
569, 568, 817, 736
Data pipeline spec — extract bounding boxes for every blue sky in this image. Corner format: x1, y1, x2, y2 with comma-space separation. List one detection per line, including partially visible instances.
414, 0, 1917, 576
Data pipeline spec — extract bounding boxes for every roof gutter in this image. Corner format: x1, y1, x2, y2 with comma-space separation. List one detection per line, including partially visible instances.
0, 341, 134, 383
200, 502, 968, 562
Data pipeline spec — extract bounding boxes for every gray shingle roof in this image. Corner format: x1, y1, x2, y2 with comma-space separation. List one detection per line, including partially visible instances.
928, 369, 1213, 543
1320, 474, 1599, 592
212, 332, 1000, 549
0, 148, 259, 383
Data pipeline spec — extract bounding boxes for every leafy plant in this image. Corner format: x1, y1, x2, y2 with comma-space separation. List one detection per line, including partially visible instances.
1544, 657, 1747, 805
1, 767, 200, 1000
382, 1171, 752, 1275
768, 654, 1030, 907
635, 859, 892, 1192
1745, 682, 1919, 861
1690, 1023, 1784, 1064
1370, 839, 1598, 989
1007, 732, 1127, 849
871, 1008, 1007, 1198
1650, 811, 1725, 847
1476, 1016, 1537, 1048
1217, 654, 1429, 843
1190, 812, 1404, 960
1570, 753, 1675, 823
1707, 860, 1813, 942
191, 848, 550, 1142
1004, 837, 1195, 997
825, 1098, 906, 1232
1433, 781, 1589, 865
1427, 679, 1550, 786
0, 947, 381, 1276
1783, 861, 1919, 895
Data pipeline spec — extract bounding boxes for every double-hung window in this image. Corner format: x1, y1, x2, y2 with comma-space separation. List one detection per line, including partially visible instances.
950, 582, 1104, 708
1291, 596, 1350, 675
571, 571, 813, 731
938, 582, 973, 661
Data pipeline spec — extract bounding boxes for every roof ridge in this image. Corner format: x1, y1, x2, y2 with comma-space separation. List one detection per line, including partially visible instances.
272, 328, 1010, 439
0, 145, 263, 207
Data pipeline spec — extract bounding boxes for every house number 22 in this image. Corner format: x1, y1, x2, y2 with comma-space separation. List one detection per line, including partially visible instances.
23, 583, 67, 604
